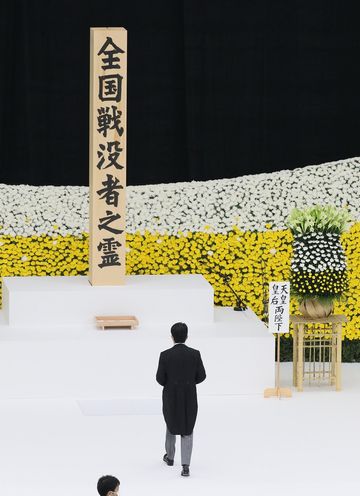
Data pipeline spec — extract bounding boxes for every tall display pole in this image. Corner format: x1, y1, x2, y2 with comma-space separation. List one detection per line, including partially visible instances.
89, 27, 127, 286
264, 281, 292, 399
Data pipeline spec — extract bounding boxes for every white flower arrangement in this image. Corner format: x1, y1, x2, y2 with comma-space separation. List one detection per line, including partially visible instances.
0, 157, 359, 237
288, 206, 351, 302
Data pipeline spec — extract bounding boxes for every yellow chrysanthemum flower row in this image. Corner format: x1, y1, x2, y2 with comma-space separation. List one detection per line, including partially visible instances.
0, 223, 359, 338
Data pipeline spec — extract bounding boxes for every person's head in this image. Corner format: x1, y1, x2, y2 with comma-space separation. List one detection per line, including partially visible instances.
97, 475, 120, 496
171, 322, 188, 343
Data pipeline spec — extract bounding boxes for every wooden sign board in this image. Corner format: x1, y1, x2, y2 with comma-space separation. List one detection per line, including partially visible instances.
264, 281, 292, 398
268, 281, 290, 334
89, 27, 127, 285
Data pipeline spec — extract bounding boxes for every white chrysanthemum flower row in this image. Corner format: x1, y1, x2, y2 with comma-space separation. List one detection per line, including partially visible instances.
291, 233, 347, 272
0, 185, 89, 237
0, 157, 359, 237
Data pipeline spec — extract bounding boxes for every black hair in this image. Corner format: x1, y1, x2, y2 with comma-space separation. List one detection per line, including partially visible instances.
97, 475, 120, 496
171, 322, 188, 343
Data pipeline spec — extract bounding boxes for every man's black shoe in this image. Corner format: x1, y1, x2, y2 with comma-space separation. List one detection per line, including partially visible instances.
163, 454, 174, 466
181, 465, 190, 477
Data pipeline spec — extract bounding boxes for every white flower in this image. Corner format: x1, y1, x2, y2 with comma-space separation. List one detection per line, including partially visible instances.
0, 157, 359, 237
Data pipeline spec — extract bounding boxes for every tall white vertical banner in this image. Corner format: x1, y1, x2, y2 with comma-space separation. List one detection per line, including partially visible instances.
89, 27, 127, 286
268, 282, 290, 334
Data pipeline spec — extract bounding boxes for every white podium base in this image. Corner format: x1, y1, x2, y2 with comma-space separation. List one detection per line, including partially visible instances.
2, 274, 214, 327
0, 306, 274, 397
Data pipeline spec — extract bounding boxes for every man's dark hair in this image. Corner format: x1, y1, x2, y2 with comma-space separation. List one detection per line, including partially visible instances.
97, 475, 120, 496
171, 322, 188, 343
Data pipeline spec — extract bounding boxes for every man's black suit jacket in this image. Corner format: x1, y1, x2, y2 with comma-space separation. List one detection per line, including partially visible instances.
156, 343, 206, 435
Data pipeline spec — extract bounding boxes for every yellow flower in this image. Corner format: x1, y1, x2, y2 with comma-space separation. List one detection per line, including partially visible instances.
0, 224, 359, 338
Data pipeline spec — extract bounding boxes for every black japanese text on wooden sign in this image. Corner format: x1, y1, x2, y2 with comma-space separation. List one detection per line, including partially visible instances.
89, 28, 127, 285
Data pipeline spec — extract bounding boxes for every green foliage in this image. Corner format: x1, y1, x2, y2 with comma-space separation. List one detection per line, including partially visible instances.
287, 205, 352, 236
342, 339, 360, 362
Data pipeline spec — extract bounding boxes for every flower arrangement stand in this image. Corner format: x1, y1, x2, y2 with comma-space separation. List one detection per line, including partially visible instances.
290, 315, 347, 391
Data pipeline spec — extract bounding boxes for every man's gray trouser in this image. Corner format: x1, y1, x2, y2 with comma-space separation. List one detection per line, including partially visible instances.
165, 427, 193, 466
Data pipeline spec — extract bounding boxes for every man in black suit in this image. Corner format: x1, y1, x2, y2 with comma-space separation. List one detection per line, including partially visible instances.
156, 322, 206, 477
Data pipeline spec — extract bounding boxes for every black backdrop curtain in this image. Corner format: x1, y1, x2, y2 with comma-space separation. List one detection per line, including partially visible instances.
1, 0, 360, 186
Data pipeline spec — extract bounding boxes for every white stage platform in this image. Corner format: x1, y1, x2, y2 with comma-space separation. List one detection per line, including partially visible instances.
0, 274, 357, 496
2, 274, 214, 327
0, 307, 274, 398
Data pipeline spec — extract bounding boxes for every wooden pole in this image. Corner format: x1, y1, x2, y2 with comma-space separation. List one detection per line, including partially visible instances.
264, 334, 292, 399
276, 333, 280, 393
89, 27, 127, 286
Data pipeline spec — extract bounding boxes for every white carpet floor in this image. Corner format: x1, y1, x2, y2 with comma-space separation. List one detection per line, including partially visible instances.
0, 362, 359, 496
